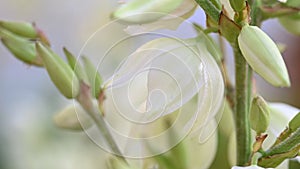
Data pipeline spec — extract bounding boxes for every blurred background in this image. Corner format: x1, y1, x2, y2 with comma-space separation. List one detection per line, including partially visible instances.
0, 0, 299, 169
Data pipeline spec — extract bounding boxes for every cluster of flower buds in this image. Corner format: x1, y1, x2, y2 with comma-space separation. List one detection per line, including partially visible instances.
0, 21, 50, 66
0, 20, 103, 100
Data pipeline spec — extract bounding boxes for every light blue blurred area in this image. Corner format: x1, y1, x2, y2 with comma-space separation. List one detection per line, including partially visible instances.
257, 19, 300, 108
0, 0, 120, 168
0, 1, 204, 168
0, 1, 207, 168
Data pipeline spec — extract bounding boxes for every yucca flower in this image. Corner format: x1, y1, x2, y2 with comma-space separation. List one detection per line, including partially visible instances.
93, 35, 224, 158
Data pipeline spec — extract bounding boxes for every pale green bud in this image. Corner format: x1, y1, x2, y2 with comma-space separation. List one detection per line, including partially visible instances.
0, 20, 50, 46
238, 25, 290, 87
36, 43, 80, 98
63, 47, 89, 84
53, 104, 93, 131
82, 56, 103, 98
124, 0, 197, 33
0, 20, 38, 39
279, 13, 300, 36
249, 96, 270, 134
112, 0, 184, 24
0, 28, 43, 66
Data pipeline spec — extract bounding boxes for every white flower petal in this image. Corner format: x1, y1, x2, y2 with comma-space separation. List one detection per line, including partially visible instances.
269, 102, 300, 136
100, 36, 224, 157
231, 165, 268, 169
124, 0, 197, 34
112, 0, 184, 24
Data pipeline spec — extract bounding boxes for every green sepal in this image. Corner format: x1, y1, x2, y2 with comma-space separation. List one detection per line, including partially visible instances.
265, 128, 300, 156
0, 28, 43, 66
218, 12, 241, 45
289, 112, 300, 131
258, 144, 300, 168
258, 113, 300, 168
258, 126, 300, 168
273, 112, 300, 146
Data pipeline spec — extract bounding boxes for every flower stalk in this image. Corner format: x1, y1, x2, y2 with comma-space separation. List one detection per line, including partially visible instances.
234, 44, 251, 166
76, 83, 128, 164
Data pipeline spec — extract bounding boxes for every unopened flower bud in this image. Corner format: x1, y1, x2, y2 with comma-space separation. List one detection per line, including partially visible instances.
238, 25, 290, 87
63, 47, 89, 84
82, 56, 103, 98
53, 104, 93, 131
0, 28, 43, 66
249, 96, 270, 134
112, 0, 184, 24
36, 43, 80, 98
0, 20, 50, 46
0, 20, 38, 39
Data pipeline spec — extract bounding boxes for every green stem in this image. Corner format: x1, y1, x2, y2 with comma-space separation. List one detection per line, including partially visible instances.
234, 45, 251, 166
77, 83, 127, 164
195, 0, 220, 23
247, 66, 253, 112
